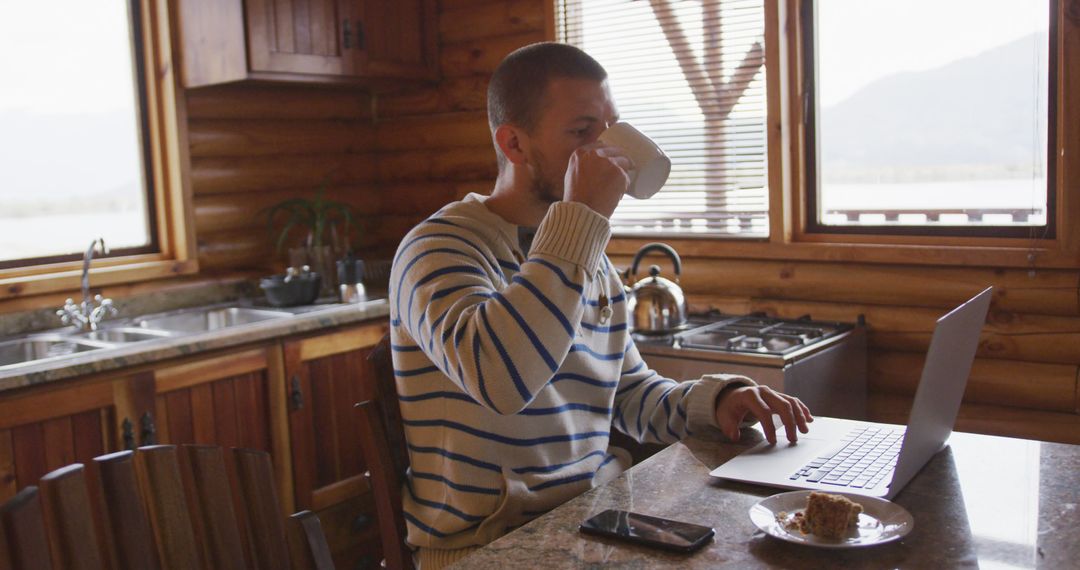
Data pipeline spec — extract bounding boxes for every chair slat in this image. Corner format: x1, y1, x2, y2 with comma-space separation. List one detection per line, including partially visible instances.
180, 445, 246, 569
232, 448, 289, 570
134, 445, 201, 570
0, 486, 53, 570
39, 464, 104, 570
286, 510, 335, 570
89, 451, 159, 570
361, 333, 414, 570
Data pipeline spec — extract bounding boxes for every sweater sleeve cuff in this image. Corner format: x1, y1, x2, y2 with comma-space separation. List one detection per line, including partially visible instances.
686, 374, 757, 440
529, 201, 612, 274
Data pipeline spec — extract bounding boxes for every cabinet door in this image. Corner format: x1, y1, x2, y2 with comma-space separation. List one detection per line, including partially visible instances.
245, 0, 355, 76
0, 377, 137, 502
284, 322, 386, 569
358, 0, 438, 80
150, 345, 293, 512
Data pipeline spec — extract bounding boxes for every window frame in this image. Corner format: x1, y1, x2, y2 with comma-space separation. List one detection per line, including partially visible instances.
0, 0, 198, 302
579, 0, 1080, 270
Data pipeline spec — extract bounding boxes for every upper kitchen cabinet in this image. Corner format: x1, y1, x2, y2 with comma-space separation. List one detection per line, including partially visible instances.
173, 0, 438, 88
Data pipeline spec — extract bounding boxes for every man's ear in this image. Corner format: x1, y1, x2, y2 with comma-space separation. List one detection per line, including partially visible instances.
494, 124, 530, 165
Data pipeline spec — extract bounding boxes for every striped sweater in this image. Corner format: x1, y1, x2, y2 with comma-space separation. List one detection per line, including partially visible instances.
389, 193, 751, 550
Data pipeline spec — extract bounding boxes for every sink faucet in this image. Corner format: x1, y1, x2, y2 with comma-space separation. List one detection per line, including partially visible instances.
56, 238, 118, 331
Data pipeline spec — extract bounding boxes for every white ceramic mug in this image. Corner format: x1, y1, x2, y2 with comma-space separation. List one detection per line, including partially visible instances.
597, 122, 671, 200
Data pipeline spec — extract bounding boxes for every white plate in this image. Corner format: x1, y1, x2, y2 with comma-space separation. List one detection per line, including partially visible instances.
749, 490, 913, 549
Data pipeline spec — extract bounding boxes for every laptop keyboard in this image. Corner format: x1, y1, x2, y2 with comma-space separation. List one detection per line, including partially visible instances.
789, 426, 904, 489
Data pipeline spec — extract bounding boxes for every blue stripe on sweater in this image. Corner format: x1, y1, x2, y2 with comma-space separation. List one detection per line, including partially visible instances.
660, 384, 680, 440
399, 391, 477, 405
407, 443, 500, 472
479, 303, 532, 403
599, 453, 618, 470
391, 343, 422, 352
635, 380, 676, 437
518, 403, 611, 416
498, 258, 521, 272
570, 343, 623, 361
396, 247, 483, 315
512, 449, 606, 474
492, 292, 558, 372
622, 360, 646, 375
528, 257, 583, 294
409, 493, 485, 523
511, 275, 574, 337
410, 471, 500, 495
394, 366, 440, 377
407, 265, 487, 326
403, 511, 449, 538
472, 328, 499, 410
403, 419, 608, 447
528, 471, 594, 492
584, 291, 626, 306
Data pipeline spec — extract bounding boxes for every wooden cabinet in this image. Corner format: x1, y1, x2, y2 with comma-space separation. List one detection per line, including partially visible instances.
0, 320, 388, 566
174, 0, 438, 87
146, 344, 295, 512
283, 322, 387, 569
0, 376, 137, 502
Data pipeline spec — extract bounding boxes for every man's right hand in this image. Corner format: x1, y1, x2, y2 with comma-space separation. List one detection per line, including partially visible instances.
562, 143, 635, 218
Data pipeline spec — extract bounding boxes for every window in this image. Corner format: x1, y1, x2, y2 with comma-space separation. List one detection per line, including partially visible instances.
0, 1, 157, 268
557, 0, 769, 237
803, 0, 1055, 237
0, 0, 195, 300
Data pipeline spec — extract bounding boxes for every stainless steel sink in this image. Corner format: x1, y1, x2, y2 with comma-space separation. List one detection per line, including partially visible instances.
74, 327, 175, 344
0, 335, 108, 368
135, 307, 293, 333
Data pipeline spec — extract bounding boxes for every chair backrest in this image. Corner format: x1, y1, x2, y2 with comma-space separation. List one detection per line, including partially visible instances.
358, 332, 413, 570
38, 464, 104, 570
232, 447, 291, 570
0, 486, 53, 570
134, 445, 202, 570
88, 451, 158, 570
180, 445, 246, 569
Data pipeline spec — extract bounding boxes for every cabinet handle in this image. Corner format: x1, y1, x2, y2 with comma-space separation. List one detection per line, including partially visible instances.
290, 375, 304, 410
140, 412, 157, 446
343, 18, 352, 49
122, 417, 136, 450
355, 21, 365, 50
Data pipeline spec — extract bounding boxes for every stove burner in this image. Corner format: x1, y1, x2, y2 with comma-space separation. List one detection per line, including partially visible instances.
738, 336, 764, 350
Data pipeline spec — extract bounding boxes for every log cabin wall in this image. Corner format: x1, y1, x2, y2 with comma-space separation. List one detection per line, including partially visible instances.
183, 0, 1079, 444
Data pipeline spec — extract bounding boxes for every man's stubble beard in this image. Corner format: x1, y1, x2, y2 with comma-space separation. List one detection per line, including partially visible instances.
528, 147, 563, 205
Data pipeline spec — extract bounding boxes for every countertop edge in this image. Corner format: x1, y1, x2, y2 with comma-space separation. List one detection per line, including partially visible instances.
0, 300, 390, 393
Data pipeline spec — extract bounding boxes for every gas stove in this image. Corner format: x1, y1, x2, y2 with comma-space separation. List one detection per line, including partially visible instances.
635, 312, 867, 419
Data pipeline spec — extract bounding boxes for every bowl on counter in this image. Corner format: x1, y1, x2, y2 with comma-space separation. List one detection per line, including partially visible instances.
260, 272, 321, 307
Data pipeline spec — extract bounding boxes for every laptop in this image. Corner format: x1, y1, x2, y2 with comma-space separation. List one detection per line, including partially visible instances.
709, 287, 992, 499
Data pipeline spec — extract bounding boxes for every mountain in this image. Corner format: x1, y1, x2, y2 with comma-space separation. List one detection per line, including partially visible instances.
820, 33, 1049, 179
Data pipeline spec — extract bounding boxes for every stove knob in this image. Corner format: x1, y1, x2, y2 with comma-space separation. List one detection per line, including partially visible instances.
742, 337, 763, 349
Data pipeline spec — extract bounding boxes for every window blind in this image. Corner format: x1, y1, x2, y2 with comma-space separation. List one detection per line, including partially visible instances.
557, 0, 768, 237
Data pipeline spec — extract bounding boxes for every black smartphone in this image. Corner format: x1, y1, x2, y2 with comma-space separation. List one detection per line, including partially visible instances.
579, 509, 715, 553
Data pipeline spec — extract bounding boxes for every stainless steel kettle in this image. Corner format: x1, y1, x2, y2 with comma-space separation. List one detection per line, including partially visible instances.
626, 243, 687, 334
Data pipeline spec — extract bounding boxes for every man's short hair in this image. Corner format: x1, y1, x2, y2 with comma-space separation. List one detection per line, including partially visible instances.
487, 42, 607, 167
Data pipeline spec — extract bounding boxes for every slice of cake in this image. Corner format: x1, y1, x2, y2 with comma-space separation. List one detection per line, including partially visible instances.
801, 492, 862, 539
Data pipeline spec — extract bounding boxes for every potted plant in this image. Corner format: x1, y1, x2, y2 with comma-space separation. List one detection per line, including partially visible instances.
262, 187, 358, 298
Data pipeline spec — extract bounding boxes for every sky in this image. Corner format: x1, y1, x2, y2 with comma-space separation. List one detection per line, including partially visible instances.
0, 0, 137, 114
818, 0, 1049, 106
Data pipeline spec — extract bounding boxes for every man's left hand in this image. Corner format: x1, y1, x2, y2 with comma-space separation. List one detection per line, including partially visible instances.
714, 385, 812, 444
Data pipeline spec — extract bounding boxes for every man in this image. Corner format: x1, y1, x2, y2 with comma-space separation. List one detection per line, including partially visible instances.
389, 42, 811, 568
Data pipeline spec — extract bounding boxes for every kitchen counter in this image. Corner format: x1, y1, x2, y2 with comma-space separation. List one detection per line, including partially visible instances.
453, 429, 1079, 569
0, 298, 390, 392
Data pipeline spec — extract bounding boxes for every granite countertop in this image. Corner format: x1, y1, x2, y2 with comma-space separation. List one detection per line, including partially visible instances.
0, 297, 390, 393
454, 430, 1079, 569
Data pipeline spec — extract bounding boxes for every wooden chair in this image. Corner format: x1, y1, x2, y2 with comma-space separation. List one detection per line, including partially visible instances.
357, 333, 413, 570
1, 444, 335, 570
38, 464, 104, 570
88, 451, 158, 570
0, 486, 52, 570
